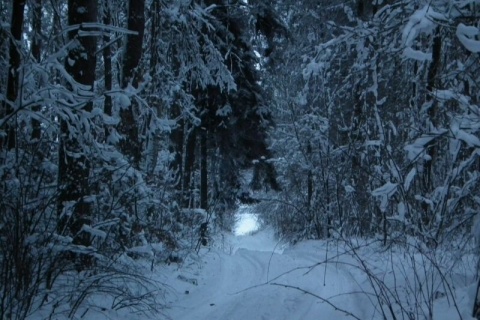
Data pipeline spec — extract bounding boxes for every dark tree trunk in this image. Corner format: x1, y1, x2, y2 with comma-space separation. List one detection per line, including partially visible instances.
145, 0, 161, 176
306, 142, 313, 210
410, 61, 418, 109
31, 0, 42, 141
182, 127, 197, 208
351, 84, 370, 234
422, 28, 441, 226
200, 127, 208, 211
118, 0, 145, 167
102, 1, 112, 140
1, 0, 26, 151
122, 0, 145, 88
57, 0, 97, 254
170, 107, 184, 192
356, 0, 371, 20
103, 2, 112, 116
149, 0, 159, 77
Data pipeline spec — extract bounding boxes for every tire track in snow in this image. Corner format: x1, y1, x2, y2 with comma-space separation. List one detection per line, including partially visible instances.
168, 246, 364, 320
167, 248, 269, 320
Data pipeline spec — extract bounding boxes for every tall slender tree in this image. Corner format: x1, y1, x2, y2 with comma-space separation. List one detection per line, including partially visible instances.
196, 0, 281, 209
118, 0, 145, 168
102, 1, 113, 123
1, 0, 26, 151
57, 0, 98, 253
30, 0, 42, 141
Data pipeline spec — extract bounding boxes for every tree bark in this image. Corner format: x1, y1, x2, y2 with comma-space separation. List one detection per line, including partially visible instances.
1, 0, 26, 151
306, 142, 313, 210
423, 28, 441, 200
118, 0, 145, 167
200, 127, 208, 211
31, 0, 42, 141
102, 1, 113, 141
182, 126, 197, 208
103, 2, 112, 117
145, 0, 161, 176
170, 106, 184, 192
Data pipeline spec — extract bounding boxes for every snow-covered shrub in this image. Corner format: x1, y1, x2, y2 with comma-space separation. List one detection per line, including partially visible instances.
338, 235, 476, 320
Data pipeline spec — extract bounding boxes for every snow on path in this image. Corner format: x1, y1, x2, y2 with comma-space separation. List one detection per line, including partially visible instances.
165, 207, 476, 320
165, 211, 366, 320
234, 205, 261, 236
23, 207, 476, 320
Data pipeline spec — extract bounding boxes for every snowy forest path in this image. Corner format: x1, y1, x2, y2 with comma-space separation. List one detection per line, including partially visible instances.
165, 207, 367, 320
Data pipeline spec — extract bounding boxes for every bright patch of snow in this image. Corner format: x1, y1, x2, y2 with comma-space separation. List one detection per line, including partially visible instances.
404, 167, 416, 191
457, 23, 480, 53
403, 47, 432, 61
402, 5, 446, 47
233, 213, 259, 236
234, 205, 260, 236
372, 181, 398, 212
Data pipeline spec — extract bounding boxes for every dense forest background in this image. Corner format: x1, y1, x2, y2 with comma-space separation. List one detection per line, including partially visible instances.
1, 0, 480, 318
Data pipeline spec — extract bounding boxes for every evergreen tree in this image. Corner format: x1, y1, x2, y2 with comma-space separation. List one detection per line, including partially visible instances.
57, 0, 98, 259
196, 0, 282, 210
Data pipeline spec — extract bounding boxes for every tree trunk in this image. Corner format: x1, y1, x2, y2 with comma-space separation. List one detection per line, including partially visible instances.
183, 126, 197, 208
103, 2, 112, 117
145, 0, 161, 176
31, 0, 42, 141
424, 28, 442, 188
118, 0, 145, 167
102, 1, 113, 140
306, 142, 313, 210
57, 0, 97, 256
200, 127, 208, 211
170, 106, 184, 193
1, 0, 26, 151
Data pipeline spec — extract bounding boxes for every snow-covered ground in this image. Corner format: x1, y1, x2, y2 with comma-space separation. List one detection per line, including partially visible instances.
165, 230, 363, 319
164, 206, 477, 320
26, 206, 478, 319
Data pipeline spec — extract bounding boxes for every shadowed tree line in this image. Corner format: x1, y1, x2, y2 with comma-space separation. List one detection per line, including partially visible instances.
0, 0, 282, 317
